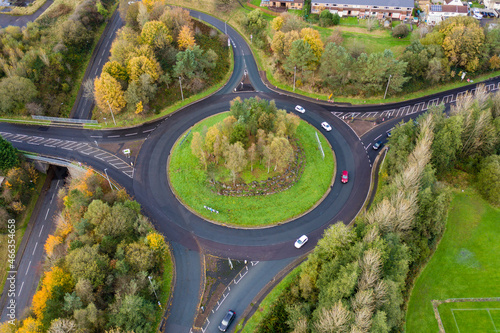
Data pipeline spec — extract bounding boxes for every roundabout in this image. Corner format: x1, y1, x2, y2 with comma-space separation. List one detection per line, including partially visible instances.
167, 108, 335, 227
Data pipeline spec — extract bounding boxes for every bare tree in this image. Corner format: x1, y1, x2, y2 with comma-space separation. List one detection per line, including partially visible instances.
224, 142, 247, 185
247, 143, 257, 171
83, 78, 95, 101
315, 302, 351, 333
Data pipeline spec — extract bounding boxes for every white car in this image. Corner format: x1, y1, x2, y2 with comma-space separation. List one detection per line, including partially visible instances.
321, 122, 332, 132
294, 235, 308, 248
473, 13, 482, 19
295, 105, 305, 113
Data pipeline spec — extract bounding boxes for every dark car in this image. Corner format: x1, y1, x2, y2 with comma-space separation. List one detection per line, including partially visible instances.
373, 141, 382, 150
219, 310, 236, 332
387, 131, 392, 137
488, 12, 496, 17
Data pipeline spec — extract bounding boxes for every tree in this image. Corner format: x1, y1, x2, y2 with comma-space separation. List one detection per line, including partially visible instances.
247, 143, 257, 171
173, 45, 217, 91
284, 39, 317, 75
477, 154, 500, 206
392, 23, 409, 38
44, 235, 63, 257
140, 20, 172, 49
300, 28, 324, 62
224, 142, 247, 184
112, 295, 154, 333
438, 17, 485, 72
94, 73, 126, 114
242, 9, 267, 37
102, 61, 129, 82
319, 10, 334, 27
271, 16, 284, 31
125, 73, 158, 110
320, 42, 353, 91
270, 137, 294, 172
191, 132, 208, 169
17, 317, 42, 333
0, 76, 37, 115
178, 25, 196, 50
0, 136, 19, 171
60, 19, 93, 50
66, 245, 109, 287
32, 267, 73, 320
127, 55, 161, 82
160, 7, 192, 39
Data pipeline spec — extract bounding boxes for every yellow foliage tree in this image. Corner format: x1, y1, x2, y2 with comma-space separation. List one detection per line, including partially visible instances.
271, 16, 284, 31
127, 55, 160, 82
102, 60, 128, 82
141, 20, 172, 49
300, 27, 324, 61
490, 55, 500, 70
74, 169, 95, 197
135, 101, 144, 114
142, 0, 164, 11
44, 235, 62, 257
17, 317, 41, 333
178, 25, 196, 50
32, 267, 73, 320
0, 321, 16, 333
146, 232, 167, 253
94, 72, 126, 114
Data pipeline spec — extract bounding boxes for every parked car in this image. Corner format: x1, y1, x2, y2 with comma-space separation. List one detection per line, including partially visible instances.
295, 105, 305, 113
294, 235, 308, 248
488, 12, 496, 17
218, 310, 236, 332
341, 170, 349, 183
473, 13, 482, 19
373, 141, 382, 150
321, 122, 332, 131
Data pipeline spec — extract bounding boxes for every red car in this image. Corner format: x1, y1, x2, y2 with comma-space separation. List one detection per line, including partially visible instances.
341, 170, 348, 183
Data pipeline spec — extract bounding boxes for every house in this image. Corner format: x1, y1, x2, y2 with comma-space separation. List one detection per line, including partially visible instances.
484, 0, 500, 9
311, 0, 413, 20
260, 0, 304, 10
426, 4, 468, 24
444, 0, 465, 6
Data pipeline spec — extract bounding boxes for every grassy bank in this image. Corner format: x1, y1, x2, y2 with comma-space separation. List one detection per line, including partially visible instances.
168, 112, 335, 227
237, 266, 301, 332
405, 189, 500, 332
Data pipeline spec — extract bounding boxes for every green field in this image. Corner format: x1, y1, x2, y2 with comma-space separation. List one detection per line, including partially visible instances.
405, 189, 500, 332
168, 112, 335, 227
438, 301, 500, 333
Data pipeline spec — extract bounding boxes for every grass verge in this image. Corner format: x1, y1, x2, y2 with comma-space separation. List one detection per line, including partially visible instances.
168, 113, 335, 227
0, 172, 47, 292
153, 247, 174, 330
237, 265, 302, 332
405, 188, 500, 332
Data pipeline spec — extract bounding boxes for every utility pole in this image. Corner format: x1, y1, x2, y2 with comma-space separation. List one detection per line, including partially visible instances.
105, 100, 117, 126
293, 66, 297, 92
384, 74, 392, 99
148, 276, 161, 308
179, 76, 184, 101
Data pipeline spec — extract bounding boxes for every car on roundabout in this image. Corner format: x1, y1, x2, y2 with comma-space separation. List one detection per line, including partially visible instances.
218, 310, 236, 332
373, 141, 382, 150
295, 105, 305, 113
341, 170, 349, 183
321, 122, 332, 132
294, 235, 309, 248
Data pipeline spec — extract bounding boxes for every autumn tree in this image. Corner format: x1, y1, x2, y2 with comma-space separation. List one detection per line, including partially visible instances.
191, 132, 208, 169
178, 25, 195, 50
102, 61, 129, 82
271, 16, 284, 31
437, 16, 485, 72
94, 73, 126, 114
140, 20, 172, 49
66, 245, 109, 287
160, 7, 192, 39
0, 76, 37, 115
224, 142, 247, 184
300, 27, 324, 62
32, 267, 73, 320
127, 55, 161, 82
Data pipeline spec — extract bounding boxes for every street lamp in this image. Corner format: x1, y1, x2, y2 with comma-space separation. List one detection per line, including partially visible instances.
105, 100, 117, 126
179, 76, 184, 101
293, 66, 297, 92
148, 276, 162, 308
384, 74, 392, 99
104, 168, 114, 191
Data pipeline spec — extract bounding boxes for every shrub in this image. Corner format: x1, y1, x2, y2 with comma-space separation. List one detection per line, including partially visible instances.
392, 23, 410, 38
319, 10, 334, 27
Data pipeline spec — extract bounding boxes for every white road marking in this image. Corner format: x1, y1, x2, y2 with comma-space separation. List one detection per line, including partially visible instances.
142, 129, 155, 133
108, 135, 120, 138
125, 133, 138, 136
32, 242, 38, 255
45, 208, 50, 220
375, 134, 382, 140
39, 225, 44, 237
25, 261, 31, 275
365, 143, 372, 149
18, 281, 24, 297
90, 135, 103, 138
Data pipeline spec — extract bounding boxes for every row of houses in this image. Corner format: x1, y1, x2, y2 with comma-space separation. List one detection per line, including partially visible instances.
260, 0, 497, 24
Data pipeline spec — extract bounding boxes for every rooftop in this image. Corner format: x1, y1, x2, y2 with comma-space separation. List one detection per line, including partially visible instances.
430, 4, 468, 12
312, 0, 414, 7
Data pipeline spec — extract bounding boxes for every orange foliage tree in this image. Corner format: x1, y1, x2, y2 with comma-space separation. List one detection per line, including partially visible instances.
31, 267, 73, 320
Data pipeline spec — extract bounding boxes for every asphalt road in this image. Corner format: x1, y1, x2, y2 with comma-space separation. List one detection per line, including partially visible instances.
1, 7, 500, 332
0, 0, 53, 28
0, 167, 65, 322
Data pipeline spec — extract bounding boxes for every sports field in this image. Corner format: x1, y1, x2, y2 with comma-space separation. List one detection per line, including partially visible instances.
405, 189, 500, 333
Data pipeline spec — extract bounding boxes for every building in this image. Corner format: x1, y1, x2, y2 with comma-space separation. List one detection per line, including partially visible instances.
484, 0, 500, 9
311, 0, 413, 20
426, 4, 468, 24
260, 0, 304, 10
